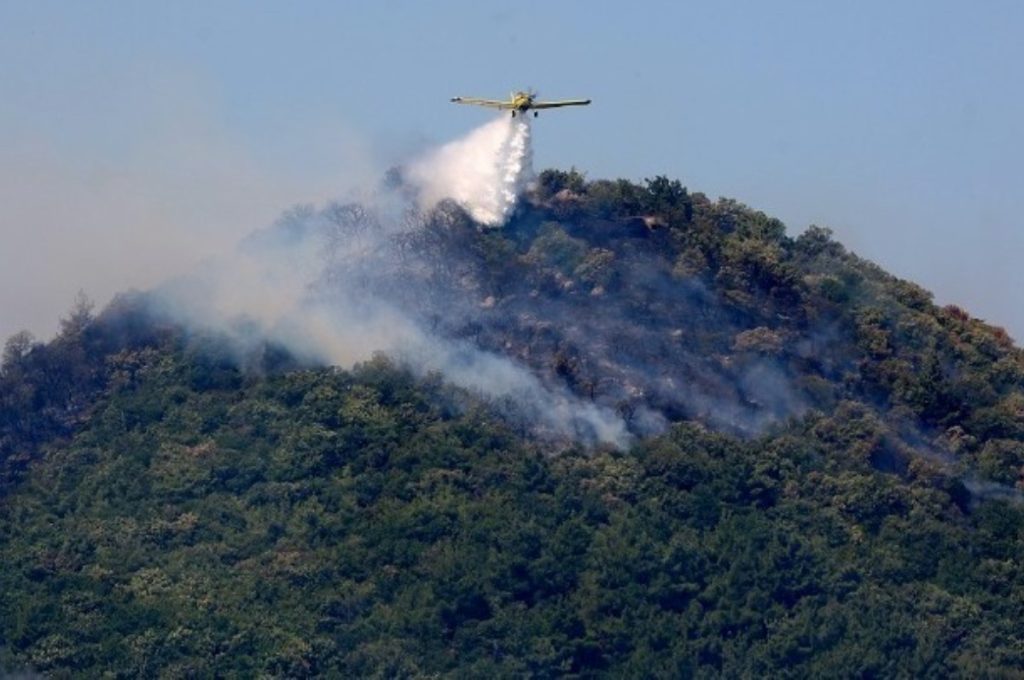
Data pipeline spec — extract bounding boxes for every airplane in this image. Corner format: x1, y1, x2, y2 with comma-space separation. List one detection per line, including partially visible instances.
450, 90, 591, 117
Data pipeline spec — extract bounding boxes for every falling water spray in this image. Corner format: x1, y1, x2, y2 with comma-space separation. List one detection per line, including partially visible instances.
406, 115, 533, 227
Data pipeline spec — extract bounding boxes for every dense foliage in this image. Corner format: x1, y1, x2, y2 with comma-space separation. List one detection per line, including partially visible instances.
2, 172, 1023, 676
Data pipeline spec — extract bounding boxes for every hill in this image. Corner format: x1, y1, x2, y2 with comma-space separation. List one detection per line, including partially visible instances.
1, 171, 1023, 676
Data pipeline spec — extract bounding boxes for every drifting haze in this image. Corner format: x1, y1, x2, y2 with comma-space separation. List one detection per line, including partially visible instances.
0, 70, 376, 343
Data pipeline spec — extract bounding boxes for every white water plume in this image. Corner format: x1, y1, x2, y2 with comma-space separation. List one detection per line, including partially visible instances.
407, 115, 533, 227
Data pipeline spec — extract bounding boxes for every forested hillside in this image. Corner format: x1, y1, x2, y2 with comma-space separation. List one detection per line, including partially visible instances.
2, 171, 1023, 676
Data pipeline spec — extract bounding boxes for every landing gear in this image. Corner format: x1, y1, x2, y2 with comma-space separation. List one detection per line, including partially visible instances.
533, 111, 538, 118
511, 111, 516, 118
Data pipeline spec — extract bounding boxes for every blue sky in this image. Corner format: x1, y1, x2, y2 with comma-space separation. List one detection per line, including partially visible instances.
2, 0, 1022, 340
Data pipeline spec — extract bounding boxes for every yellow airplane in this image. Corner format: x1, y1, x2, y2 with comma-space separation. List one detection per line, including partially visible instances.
450, 90, 591, 117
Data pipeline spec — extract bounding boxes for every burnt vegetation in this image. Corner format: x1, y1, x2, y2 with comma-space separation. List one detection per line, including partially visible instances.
2, 170, 1024, 676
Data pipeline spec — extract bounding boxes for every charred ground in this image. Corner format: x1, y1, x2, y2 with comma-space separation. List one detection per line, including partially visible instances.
322, 169, 1024, 466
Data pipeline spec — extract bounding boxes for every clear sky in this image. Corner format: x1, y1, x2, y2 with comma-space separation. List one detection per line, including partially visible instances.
2, 0, 1022, 342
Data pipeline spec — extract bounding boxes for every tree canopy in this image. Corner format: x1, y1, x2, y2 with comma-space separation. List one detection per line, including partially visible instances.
1, 172, 1022, 676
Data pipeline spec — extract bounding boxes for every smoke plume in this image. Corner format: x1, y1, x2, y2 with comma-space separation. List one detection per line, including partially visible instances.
149, 117, 630, 448
146, 113, 811, 447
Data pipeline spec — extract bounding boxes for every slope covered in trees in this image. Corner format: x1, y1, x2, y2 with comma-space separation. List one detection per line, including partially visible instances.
1, 171, 1023, 676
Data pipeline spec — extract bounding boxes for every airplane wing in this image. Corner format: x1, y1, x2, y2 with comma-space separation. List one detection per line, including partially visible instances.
530, 99, 592, 109
450, 96, 514, 110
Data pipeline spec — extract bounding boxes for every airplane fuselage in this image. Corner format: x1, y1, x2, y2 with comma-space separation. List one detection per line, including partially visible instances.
510, 91, 534, 113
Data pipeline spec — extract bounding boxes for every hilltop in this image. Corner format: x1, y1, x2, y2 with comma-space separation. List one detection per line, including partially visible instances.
1, 171, 1023, 676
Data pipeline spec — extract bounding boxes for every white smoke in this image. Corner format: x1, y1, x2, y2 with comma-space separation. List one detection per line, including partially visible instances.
406, 115, 533, 227
151, 222, 631, 448
293, 295, 630, 447
147, 116, 631, 448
